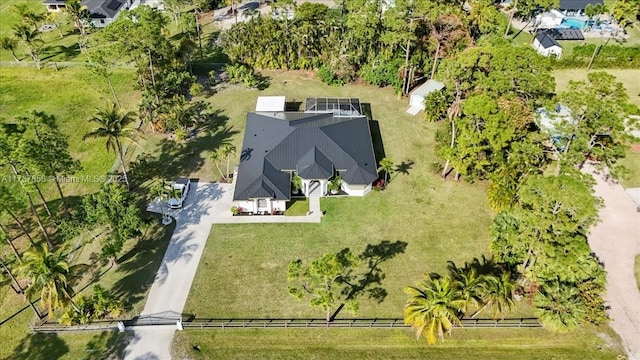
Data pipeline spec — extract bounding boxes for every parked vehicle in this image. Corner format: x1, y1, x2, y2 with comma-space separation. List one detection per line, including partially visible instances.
168, 178, 191, 209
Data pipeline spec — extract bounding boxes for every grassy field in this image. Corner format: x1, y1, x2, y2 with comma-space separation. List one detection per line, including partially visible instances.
0, 66, 139, 197
173, 327, 624, 359
553, 68, 640, 188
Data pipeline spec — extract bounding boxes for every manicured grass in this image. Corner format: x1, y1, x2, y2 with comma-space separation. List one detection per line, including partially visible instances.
183, 71, 495, 320
285, 198, 309, 216
553, 68, 640, 107
172, 327, 624, 359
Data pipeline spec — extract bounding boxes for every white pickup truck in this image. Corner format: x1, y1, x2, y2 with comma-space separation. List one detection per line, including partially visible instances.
167, 178, 191, 209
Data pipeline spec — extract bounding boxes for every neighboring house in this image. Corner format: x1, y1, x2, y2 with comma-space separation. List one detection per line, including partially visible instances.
43, 0, 138, 28
233, 97, 378, 215
406, 79, 445, 116
533, 32, 563, 57
558, 0, 603, 16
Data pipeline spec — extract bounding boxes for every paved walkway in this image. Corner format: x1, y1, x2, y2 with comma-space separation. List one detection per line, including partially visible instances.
584, 164, 640, 360
124, 182, 321, 359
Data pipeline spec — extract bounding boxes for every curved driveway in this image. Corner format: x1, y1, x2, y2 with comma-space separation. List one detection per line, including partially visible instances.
585, 164, 640, 360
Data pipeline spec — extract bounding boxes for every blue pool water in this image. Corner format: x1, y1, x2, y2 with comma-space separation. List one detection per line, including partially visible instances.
559, 17, 588, 29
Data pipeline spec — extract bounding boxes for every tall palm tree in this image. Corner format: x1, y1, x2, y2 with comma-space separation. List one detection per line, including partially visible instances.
0, 36, 20, 62
377, 157, 395, 187
211, 149, 227, 182
403, 274, 465, 345
63, 0, 90, 35
17, 244, 79, 318
222, 144, 236, 183
13, 24, 43, 69
84, 104, 139, 190
0, 185, 37, 248
13, 4, 45, 31
481, 272, 518, 319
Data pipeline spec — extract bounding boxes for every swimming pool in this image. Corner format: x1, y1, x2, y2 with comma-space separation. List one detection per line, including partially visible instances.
559, 17, 588, 29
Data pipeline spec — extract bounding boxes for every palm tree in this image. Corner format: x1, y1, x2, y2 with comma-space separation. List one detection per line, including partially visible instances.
222, 144, 237, 183
13, 24, 43, 69
17, 244, 79, 318
0, 36, 20, 62
84, 104, 139, 190
377, 157, 394, 187
211, 149, 227, 182
534, 280, 585, 333
448, 264, 484, 317
403, 274, 465, 345
63, 0, 89, 35
481, 272, 518, 319
13, 4, 45, 31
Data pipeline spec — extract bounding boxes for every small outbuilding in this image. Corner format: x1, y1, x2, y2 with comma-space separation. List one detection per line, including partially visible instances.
533, 33, 563, 57
255, 96, 286, 112
406, 80, 445, 116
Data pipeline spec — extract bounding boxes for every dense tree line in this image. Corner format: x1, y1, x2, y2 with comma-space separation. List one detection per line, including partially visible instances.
221, 0, 506, 92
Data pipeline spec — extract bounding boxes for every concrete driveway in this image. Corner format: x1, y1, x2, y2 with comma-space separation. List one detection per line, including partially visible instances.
585, 164, 640, 360
124, 182, 234, 360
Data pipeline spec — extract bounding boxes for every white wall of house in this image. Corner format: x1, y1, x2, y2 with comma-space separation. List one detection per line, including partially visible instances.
236, 199, 286, 214
342, 182, 371, 196
533, 40, 562, 57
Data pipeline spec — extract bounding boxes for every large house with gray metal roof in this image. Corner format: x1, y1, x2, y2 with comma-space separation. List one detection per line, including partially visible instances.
233, 97, 378, 215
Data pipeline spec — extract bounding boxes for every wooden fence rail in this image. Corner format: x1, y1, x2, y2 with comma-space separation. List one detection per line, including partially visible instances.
30, 317, 542, 333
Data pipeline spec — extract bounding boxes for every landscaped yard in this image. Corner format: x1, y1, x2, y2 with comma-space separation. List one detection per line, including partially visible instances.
175, 71, 624, 356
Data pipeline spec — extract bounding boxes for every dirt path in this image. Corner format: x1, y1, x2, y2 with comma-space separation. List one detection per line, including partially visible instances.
585, 164, 640, 360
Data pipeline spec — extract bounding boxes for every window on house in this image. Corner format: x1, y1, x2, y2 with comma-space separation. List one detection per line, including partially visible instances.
257, 199, 267, 208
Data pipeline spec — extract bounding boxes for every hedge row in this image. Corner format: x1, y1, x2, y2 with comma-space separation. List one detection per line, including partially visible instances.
553, 45, 640, 69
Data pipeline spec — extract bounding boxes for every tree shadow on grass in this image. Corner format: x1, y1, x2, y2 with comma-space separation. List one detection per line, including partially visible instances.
331, 240, 408, 319
129, 112, 237, 193
110, 215, 176, 312
84, 331, 132, 360
8, 333, 69, 360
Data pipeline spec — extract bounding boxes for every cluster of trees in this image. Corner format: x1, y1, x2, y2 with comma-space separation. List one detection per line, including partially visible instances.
0, 106, 147, 322
93, 6, 207, 135
221, 0, 506, 93
419, 43, 638, 338
404, 258, 518, 344
0, 0, 94, 68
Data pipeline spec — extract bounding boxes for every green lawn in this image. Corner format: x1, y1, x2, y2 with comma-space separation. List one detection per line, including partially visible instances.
285, 198, 309, 216
183, 71, 495, 319
172, 327, 624, 359
0, 66, 139, 197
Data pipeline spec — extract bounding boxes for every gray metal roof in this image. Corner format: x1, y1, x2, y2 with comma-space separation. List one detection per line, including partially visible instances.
297, 147, 334, 180
233, 110, 378, 201
535, 32, 561, 48
84, 0, 125, 19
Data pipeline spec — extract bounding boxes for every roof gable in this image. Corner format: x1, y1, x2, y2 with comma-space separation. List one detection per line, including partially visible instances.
233, 105, 378, 201
297, 147, 334, 179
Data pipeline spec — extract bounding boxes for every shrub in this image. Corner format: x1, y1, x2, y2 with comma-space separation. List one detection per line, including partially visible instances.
190, 82, 204, 96
359, 56, 404, 94
226, 63, 269, 89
